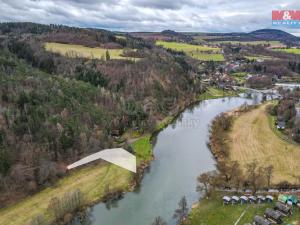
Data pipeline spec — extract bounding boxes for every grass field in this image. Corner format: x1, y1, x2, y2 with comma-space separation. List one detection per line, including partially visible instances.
0, 135, 152, 225
245, 55, 275, 61
156, 41, 224, 61
188, 194, 300, 225
228, 103, 300, 184
229, 72, 248, 83
197, 87, 239, 101
44, 42, 137, 60
273, 48, 300, 55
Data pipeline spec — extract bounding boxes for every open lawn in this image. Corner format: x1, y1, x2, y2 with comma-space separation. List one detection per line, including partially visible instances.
230, 72, 247, 84
245, 55, 275, 61
273, 48, 300, 55
0, 135, 152, 225
156, 41, 224, 61
228, 103, 300, 184
197, 87, 239, 101
44, 42, 138, 60
187, 194, 300, 225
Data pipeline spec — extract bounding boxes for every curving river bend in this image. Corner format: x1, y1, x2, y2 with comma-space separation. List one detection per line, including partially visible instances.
71, 94, 262, 225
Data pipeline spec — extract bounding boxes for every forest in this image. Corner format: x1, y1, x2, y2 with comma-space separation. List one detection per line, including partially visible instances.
0, 22, 204, 207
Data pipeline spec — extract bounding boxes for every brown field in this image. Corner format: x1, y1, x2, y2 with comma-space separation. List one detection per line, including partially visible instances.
228, 103, 300, 184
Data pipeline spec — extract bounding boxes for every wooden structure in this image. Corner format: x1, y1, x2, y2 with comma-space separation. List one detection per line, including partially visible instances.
266, 195, 274, 203
274, 202, 292, 216
265, 208, 283, 224
254, 215, 275, 225
223, 196, 231, 205
231, 196, 240, 204
249, 196, 257, 204
257, 195, 266, 204
240, 196, 248, 204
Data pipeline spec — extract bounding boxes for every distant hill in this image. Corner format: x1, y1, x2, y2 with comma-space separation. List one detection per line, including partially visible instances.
249, 29, 299, 41
199, 29, 300, 45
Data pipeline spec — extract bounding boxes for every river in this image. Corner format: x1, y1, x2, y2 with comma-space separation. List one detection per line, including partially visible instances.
71, 93, 261, 225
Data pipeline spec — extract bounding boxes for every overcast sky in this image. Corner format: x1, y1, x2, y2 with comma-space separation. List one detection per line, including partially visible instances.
1, 0, 300, 35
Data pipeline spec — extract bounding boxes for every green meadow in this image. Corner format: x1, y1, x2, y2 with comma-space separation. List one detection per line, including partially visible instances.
156, 41, 224, 61
245, 55, 274, 61
273, 48, 300, 55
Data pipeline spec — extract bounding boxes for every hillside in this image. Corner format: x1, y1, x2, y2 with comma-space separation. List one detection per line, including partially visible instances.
197, 29, 300, 45
249, 29, 300, 43
0, 22, 203, 207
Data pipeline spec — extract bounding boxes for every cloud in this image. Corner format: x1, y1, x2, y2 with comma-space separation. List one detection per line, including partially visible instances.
0, 0, 300, 33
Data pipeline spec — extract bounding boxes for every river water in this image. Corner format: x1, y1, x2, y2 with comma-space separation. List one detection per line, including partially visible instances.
71, 94, 261, 225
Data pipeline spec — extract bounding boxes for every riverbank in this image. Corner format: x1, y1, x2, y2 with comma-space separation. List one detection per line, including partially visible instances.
0, 86, 240, 225
186, 192, 300, 225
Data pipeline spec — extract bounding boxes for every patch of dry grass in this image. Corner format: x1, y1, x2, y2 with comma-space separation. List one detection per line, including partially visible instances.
44, 42, 138, 60
228, 103, 300, 184
0, 163, 131, 225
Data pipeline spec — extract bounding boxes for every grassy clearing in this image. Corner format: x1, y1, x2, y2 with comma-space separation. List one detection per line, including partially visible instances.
44, 42, 137, 60
273, 48, 300, 55
230, 72, 247, 84
245, 55, 275, 61
0, 134, 152, 225
0, 163, 131, 225
115, 35, 126, 40
131, 134, 153, 164
228, 103, 300, 184
197, 87, 239, 101
187, 194, 300, 225
191, 53, 224, 61
156, 41, 224, 61
155, 116, 174, 131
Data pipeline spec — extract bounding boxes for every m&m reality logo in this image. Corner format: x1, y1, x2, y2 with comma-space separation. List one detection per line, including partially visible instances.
272, 10, 300, 27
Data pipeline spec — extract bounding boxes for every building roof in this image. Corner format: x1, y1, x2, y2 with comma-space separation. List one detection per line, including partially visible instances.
240, 196, 249, 201
232, 196, 240, 201
265, 208, 282, 220
254, 215, 273, 225
275, 202, 291, 213
223, 196, 231, 202
277, 121, 286, 129
257, 195, 266, 200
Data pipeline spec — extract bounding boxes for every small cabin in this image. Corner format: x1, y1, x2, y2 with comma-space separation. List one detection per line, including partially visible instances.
240, 196, 249, 204
254, 215, 275, 225
223, 196, 231, 205
278, 194, 288, 204
274, 202, 292, 216
265, 208, 283, 224
249, 196, 257, 203
276, 121, 286, 130
287, 195, 298, 205
231, 196, 240, 204
266, 195, 274, 203
257, 195, 266, 204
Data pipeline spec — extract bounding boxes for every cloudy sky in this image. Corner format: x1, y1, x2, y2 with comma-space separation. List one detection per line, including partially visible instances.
1, 0, 300, 34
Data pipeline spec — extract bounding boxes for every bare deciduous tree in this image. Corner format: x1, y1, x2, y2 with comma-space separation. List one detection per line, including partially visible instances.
151, 216, 167, 225
173, 196, 188, 225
